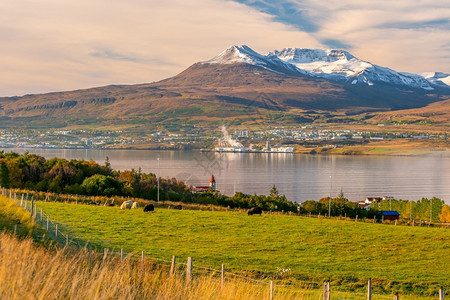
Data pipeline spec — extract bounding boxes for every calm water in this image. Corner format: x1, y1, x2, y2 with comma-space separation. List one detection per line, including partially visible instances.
2, 148, 449, 203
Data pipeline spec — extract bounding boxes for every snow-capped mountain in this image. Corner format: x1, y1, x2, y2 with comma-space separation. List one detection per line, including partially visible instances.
271, 48, 435, 90
422, 72, 450, 87
204, 45, 448, 91
204, 45, 303, 76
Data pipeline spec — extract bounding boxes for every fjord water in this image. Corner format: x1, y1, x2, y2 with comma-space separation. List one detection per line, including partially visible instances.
3, 148, 449, 203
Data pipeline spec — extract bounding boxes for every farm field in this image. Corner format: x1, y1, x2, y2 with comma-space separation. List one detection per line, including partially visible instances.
37, 201, 450, 296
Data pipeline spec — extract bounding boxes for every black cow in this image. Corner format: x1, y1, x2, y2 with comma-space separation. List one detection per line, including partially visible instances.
174, 205, 183, 210
248, 207, 262, 216
143, 204, 155, 212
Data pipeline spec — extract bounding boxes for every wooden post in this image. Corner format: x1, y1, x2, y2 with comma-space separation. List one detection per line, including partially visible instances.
40, 208, 43, 222
170, 256, 176, 276
439, 287, 444, 300
367, 279, 372, 300
186, 257, 193, 282
412, 220, 415, 227
395, 220, 397, 226
55, 224, 58, 239
14, 224, 17, 235
120, 248, 124, 261
31, 198, 34, 218
393, 293, 399, 300
323, 282, 330, 300
66, 234, 69, 247
221, 264, 225, 286
103, 248, 108, 260
46, 215, 49, 231
269, 280, 274, 300
141, 250, 145, 262
355, 215, 358, 222
373, 216, 376, 223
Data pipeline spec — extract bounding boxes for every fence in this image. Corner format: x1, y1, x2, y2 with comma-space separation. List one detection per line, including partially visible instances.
1, 187, 448, 300
2, 187, 449, 228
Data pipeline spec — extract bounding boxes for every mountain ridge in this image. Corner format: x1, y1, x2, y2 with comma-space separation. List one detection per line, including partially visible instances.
0, 45, 449, 132
205, 45, 448, 91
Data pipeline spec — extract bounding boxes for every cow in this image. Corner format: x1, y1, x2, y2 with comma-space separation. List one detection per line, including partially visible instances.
248, 207, 262, 216
174, 205, 183, 210
132, 201, 140, 209
143, 204, 155, 212
120, 200, 133, 210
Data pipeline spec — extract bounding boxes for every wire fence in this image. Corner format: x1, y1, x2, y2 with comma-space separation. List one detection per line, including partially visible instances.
1, 187, 448, 300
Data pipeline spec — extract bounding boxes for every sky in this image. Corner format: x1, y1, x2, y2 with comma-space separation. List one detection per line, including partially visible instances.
0, 0, 449, 96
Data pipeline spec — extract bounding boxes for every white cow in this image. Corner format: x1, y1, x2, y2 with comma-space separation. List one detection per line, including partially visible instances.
131, 201, 140, 209
120, 200, 133, 210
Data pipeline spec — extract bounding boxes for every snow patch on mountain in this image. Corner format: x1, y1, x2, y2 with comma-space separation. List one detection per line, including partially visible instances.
205, 45, 267, 65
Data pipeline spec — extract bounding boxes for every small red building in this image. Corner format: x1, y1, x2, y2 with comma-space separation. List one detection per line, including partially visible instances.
192, 175, 216, 193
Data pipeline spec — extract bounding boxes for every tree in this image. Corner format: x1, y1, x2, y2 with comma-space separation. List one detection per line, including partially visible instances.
81, 175, 120, 196
270, 185, 279, 199
0, 161, 10, 188
439, 205, 450, 223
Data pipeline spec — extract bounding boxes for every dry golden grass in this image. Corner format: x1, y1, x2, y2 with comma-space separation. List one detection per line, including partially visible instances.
0, 233, 319, 300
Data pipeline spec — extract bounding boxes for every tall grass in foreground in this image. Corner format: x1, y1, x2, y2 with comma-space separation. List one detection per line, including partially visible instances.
0, 233, 309, 300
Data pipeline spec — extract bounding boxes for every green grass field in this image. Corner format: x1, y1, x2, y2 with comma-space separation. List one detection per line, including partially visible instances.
37, 201, 449, 296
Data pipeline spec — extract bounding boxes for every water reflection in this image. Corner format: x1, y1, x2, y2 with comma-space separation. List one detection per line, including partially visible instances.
1, 148, 449, 203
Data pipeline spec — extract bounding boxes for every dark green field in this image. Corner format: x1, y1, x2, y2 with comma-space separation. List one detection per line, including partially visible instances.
38, 201, 449, 296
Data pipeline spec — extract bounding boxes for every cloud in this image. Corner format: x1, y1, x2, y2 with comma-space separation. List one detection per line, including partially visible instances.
0, 0, 449, 96
232, 0, 450, 74
0, 0, 322, 96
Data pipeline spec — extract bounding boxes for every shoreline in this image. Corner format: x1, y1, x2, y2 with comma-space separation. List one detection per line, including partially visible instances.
2, 143, 449, 157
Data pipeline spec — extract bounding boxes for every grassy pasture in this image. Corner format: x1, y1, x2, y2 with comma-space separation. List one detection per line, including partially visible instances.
37, 201, 449, 296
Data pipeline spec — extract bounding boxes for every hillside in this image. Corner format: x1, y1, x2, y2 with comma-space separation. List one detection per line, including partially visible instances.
1, 46, 449, 132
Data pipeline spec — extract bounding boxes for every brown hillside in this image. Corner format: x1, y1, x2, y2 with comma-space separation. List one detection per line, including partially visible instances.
0, 63, 448, 130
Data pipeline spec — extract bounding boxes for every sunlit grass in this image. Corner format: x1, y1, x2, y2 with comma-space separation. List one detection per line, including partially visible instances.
37, 201, 450, 296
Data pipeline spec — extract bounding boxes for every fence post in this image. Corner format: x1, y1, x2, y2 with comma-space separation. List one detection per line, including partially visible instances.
66, 234, 69, 247
373, 216, 376, 223
141, 250, 145, 262
269, 280, 274, 300
121, 248, 124, 261
367, 279, 372, 300
355, 215, 358, 222
186, 257, 193, 282
323, 282, 330, 300
221, 264, 225, 286
46, 215, 49, 231
439, 287, 444, 300
14, 224, 17, 235
55, 224, 58, 239
40, 208, 43, 222
103, 248, 108, 260
31, 197, 34, 217
393, 293, 399, 300
170, 256, 176, 276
